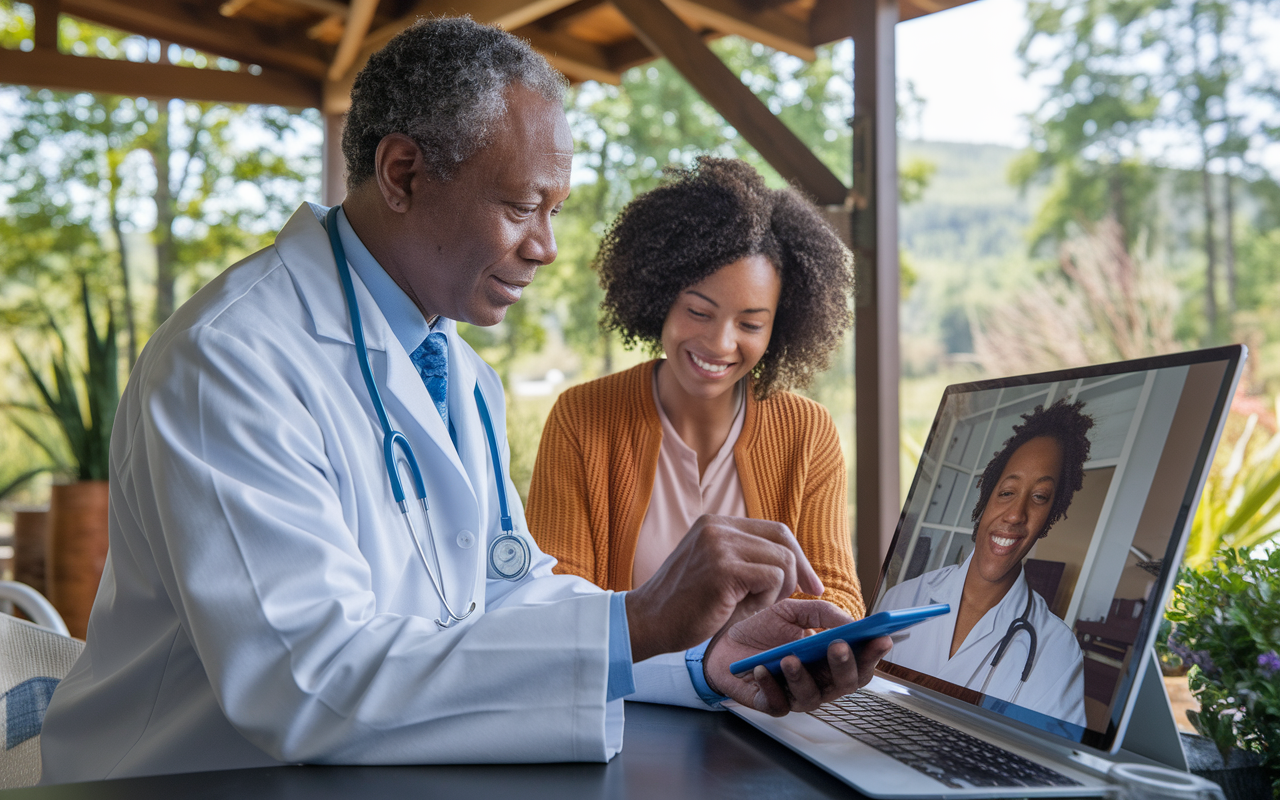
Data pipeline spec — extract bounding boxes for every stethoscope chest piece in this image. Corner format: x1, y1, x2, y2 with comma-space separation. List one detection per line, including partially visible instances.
489, 533, 531, 581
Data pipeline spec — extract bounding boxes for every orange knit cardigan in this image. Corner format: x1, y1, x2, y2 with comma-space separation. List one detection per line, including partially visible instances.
526, 361, 865, 618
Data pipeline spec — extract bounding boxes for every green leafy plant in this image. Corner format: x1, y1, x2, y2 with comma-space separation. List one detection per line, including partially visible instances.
5, 280, 120, 482
1185, 406, 1280, 570
1166, 547, 1280, 796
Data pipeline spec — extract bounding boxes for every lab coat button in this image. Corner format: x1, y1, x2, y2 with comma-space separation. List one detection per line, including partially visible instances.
457, 530, 476, 549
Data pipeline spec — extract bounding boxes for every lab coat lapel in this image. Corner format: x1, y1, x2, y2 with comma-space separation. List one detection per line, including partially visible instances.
276, 203, 393, 353
955, 555, 1026, 660
274, 202, 474, 493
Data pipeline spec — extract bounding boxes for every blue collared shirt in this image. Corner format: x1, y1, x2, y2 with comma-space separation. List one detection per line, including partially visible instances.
331, 207, 646, 701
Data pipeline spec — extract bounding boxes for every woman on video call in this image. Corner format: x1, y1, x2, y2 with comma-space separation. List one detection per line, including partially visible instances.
878, 400, 1092, 727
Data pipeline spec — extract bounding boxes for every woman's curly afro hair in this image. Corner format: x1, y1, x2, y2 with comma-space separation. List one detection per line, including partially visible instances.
596, 157, 854, 400
970, 398, 1095, 538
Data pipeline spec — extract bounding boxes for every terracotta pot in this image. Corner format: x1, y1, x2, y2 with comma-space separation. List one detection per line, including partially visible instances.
46, 481, 109, 639
13, 507, 50, 596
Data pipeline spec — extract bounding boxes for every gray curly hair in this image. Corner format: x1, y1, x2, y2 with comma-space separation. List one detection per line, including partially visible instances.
342, 17, 567, 188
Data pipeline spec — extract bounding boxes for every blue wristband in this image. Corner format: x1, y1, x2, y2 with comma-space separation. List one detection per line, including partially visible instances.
686, 639, 729, 708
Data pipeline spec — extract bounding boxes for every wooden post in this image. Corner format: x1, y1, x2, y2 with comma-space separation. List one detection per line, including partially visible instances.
33, 0, 59, 51
321, 111, 345, 206
850, 0, 901, 601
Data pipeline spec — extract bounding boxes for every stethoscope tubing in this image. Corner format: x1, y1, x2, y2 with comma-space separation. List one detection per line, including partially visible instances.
325, 205, 526, 627
975, 581, 1037, 701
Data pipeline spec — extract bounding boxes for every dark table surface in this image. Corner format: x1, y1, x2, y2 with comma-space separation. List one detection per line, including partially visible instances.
6, 702, 873, 799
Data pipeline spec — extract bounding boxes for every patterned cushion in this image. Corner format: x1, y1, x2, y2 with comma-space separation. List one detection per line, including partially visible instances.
0, 615, 84, 789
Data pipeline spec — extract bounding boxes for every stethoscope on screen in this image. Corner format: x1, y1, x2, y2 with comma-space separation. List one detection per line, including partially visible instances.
325, 205, 532, 629
974, 586, 1037, 703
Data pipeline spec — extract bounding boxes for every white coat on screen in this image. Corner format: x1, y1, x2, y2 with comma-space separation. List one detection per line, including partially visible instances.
877, 553, 1087, 727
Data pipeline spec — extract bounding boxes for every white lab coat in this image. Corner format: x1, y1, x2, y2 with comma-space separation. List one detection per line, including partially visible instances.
877, 554, 1087, 727
39, 204, 700, 784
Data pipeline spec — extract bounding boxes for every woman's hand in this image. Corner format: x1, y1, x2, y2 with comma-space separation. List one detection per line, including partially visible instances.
703, 599, 892, 715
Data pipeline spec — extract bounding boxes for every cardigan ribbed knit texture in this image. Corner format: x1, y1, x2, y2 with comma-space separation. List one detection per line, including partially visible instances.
527, 361, 864, 618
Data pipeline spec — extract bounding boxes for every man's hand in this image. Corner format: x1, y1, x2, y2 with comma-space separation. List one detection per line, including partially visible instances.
704, 599, 892, 716
625, 515, 823, 663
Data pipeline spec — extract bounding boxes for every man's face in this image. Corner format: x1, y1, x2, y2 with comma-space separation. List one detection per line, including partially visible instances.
383, 84, 572, 326
972, 435, 1064, 586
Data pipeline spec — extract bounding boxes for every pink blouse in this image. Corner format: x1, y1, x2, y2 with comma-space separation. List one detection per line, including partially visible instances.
630, 371, 748, 587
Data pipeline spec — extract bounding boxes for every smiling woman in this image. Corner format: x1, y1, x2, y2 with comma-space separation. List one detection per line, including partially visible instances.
877, 399, 1095, 725
525, 157, 864, 617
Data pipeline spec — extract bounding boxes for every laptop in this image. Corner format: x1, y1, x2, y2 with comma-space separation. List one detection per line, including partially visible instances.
731, 346, 1246, 798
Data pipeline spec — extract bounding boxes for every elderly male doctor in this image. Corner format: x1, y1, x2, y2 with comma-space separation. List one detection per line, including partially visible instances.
39, 18, 889, 783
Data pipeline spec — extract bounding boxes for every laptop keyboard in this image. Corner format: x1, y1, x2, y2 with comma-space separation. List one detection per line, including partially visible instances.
809, 692, 1082, 790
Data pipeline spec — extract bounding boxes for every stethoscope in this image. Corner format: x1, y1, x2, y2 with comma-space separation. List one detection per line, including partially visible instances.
974, 584, 1037, 703
325, 205, 531, 629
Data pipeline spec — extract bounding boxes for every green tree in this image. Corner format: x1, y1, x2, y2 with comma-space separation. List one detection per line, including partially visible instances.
0, 2, 319, 355
1153, 0, 1280, 341
1014, 0, 1162, 251
1015, 0, 1280, 346
0, 1, 317, 500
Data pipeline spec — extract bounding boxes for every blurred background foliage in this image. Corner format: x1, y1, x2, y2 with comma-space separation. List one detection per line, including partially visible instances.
1, 0, 1278, 562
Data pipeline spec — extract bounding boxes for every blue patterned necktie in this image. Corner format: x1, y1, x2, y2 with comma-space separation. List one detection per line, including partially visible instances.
410, 331, 449, 429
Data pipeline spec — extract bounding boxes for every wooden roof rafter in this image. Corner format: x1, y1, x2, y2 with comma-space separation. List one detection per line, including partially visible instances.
3, 0, 978, 113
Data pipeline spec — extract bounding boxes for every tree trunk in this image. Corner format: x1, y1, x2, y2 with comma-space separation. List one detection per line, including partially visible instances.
1223, 169, 1236, 317
1200, 160, 1218, 341
152, 100, 177, 327
108, 167, 139, 369
1108, 167, 1129, 251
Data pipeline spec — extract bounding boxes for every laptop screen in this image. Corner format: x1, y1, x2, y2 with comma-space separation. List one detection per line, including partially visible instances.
870, 346, 1244, 752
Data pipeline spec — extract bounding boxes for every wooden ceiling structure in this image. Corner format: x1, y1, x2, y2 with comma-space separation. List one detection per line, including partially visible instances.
2, 0, 978, 593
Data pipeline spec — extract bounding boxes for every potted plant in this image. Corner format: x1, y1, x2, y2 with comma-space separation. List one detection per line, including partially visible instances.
5, 279, 119, 638
1165, 547, 1280, 799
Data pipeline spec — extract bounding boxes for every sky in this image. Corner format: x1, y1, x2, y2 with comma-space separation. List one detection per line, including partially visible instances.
894, 0, 1280, 174
896, 0, 1044, 148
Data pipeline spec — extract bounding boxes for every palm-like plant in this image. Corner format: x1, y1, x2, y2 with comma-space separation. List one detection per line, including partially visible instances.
5, 279, 120, 483
1184, 402, 1280, 570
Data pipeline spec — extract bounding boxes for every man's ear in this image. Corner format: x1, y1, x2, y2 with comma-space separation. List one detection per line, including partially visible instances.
373, 133, 423, 214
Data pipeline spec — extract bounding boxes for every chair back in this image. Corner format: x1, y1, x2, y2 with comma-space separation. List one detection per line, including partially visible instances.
0, 589, 84, 789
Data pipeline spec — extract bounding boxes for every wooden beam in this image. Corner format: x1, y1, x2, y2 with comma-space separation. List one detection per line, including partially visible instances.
516, 25, 621, 85
308, 14, 345, 42
328, 0, 378, 81
324, 0, 583, 114
0, 47, 321, 108
849, 0, 901, 600
61, 0, 330, 80
811, 0, 980, 43
611, 0, 848, 205
602, 36, 656, 72
281, 0, 351, 16
360, 0, 582, 57
218, 0, 257, 17
33, 0, 59, 50
666, 0, 814, 61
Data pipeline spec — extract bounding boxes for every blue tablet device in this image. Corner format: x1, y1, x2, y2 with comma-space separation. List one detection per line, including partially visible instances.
729, 603, 950, 679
